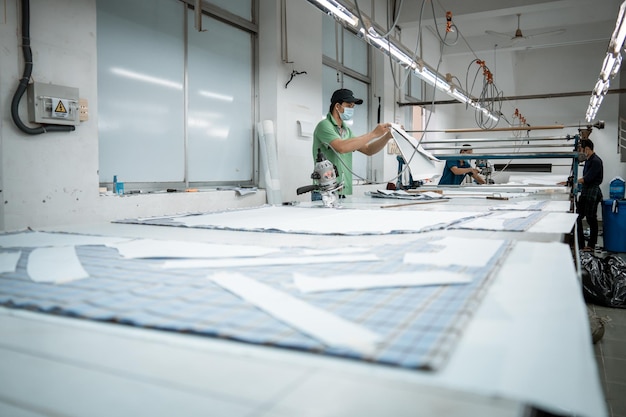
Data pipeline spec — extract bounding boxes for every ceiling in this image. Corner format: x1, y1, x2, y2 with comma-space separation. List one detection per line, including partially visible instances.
393, 0, 624, 56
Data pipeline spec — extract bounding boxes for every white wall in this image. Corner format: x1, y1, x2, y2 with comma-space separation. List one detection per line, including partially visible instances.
259, 0, 325, 204
0, 0, 101, 231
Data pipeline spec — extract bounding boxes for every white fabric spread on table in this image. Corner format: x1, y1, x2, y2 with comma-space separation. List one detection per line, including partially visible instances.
403, 236, 506, 267
175, 206, 484, 235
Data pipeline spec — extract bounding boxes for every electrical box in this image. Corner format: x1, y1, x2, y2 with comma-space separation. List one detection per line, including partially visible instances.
27, 82, 80, 126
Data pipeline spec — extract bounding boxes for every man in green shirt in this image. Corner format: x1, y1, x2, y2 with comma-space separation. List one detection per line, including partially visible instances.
311, 89, 393, 198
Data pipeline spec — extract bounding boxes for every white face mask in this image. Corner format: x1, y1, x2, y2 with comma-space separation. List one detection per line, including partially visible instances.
339, 105, 354, 121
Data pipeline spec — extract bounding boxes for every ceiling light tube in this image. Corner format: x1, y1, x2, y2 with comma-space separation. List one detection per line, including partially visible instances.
593, 78, 610, 96
418, 66, 451, 92
586, 93, 604, 122
610, 1, 626, 54
586, 107, 598, 123
586, 1, 626, 121
450, 87, 470, 104
366, 29, 417, 69
600, 53, 617, 80
611, 53, 623, 77
308, 0, 359, 27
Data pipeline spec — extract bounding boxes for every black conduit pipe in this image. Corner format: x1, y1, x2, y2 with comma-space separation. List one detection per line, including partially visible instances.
11, 0, 75, 134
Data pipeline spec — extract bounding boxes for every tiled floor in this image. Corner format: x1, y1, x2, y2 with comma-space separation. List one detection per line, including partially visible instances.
591, 303, 626, 417
589, 232, 626, 417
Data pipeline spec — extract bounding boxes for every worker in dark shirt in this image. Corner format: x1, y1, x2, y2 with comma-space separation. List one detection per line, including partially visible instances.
576, 138, 603, 251
438, 144, 486, 185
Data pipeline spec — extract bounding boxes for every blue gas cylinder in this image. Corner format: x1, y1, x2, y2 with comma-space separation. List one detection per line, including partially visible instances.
609, 178, 625, 200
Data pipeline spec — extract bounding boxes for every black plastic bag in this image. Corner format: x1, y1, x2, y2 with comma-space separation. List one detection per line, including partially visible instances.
581, 252, 626, 308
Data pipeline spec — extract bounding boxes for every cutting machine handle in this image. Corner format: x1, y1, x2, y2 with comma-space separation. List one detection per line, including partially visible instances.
296, 184, 318, 195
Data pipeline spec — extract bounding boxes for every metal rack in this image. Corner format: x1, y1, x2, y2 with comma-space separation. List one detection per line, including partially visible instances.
422, 135, 581, 185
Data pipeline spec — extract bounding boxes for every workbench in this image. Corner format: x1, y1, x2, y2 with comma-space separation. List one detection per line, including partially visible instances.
0, 185, 606, 417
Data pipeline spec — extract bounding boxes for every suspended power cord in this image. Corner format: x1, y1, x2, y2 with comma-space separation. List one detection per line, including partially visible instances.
428, 2, 459, 47
285, 65, 307, 88
11, 0, 75, 135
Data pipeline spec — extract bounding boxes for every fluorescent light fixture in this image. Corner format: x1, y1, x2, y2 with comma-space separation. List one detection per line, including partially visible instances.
450, 87, 470, 103
308, 0, 500, 123
586, 93, 604, 122
366, 28, 417, 69
592, 94, 604, 108
416, 65, 451, 93
593, 78, 610, 96
600, 53, 618, 81
611, 53, 623, 78
310, 0, 359, 27
587, 0, 626, 121
610, 2, 626, 54
480, 107, 499, 122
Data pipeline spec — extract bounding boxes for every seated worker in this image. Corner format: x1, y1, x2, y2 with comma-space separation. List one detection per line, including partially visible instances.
438, 144, 486, 185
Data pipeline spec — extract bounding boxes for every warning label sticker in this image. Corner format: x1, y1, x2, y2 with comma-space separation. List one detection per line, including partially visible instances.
53, 98, 69, 118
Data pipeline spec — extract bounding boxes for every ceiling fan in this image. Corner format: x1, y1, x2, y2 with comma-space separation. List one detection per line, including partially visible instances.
485, 13, 566, 44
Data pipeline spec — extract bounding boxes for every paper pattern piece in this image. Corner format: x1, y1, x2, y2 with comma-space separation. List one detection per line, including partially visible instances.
0, 251, 21, 274
487, 200, 574, 212
0, 231, 127, 248
27, 246, 89, 283
403, 237, 506, 268
293, 270, 472, 293
210, 272, 381, 354
162, 253, 380, 269
451, 211, 546, 232
526, 212, 578, 234
110, 238, 279, 259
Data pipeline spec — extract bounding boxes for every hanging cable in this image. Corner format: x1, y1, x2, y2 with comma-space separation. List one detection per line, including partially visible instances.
427, 2, 459, 47
11, 0, 75, 135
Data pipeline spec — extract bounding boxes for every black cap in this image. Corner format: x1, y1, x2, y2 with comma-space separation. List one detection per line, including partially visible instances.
330, 89, 363, 105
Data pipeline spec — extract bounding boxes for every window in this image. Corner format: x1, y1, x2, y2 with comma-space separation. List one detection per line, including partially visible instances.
97, 0, 256, 189
321, 15, 370, 182
403, 71, 424, 133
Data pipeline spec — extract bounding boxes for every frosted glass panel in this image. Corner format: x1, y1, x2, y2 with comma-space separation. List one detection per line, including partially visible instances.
343, 29, 368, 76
322, 15, 341, 60
208, 0, 252, 20
187, 10, 253, 182
409, 72, 422, 99
97, 0, 185, 183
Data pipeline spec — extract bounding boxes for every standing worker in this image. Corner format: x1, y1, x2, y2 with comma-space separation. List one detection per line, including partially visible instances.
311, 89, 393, 199
576, 138, 604, 251
438, 144, 486, 185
